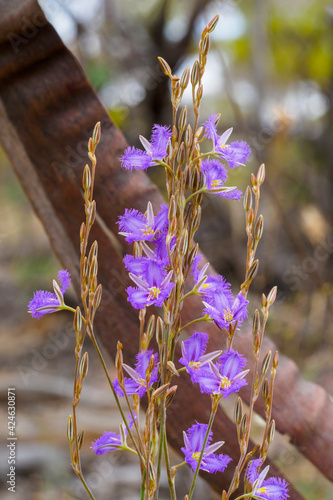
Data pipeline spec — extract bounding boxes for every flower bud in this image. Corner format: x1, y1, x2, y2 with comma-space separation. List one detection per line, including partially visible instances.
92, 121, 101, 146
158, 57, 172, 76
191, 60, 199, 86
82, 164, 91, 191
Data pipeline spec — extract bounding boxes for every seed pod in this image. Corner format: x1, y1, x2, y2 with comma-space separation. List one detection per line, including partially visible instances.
185, 124, 192, 148
87, 241, 98, 268
152, 383, 170, 401
261, 293, 267, 308
196, 84, 203, 101
177, 142, 185, 165
80, 222, 86, 242
179, 229, 188, 255
158, 57, 172, 76
146, 315, 156, 342
240, 413, 248, 437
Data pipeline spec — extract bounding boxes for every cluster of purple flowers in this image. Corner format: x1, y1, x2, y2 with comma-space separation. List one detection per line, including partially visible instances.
179, 332, 248, 397
114, 349, 159, 398
91, 414, 137, 456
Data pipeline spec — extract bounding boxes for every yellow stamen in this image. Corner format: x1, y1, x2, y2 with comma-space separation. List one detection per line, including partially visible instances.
141, 226, 154, 236
211, 179, 221, 187
202, 283, 210, 289
148, 287, 161, 300
219, 376, 231, 390
224, 307, 234, 322
192, 452, 201, 461
189, 361, 201, 370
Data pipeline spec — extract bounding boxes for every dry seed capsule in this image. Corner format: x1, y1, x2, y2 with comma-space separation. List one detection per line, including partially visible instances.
246, 259, 259, 282
244, 186, 252, 212
262, 378, 269, 400
78, 429, 84, 450
254, 215, 264, 241
185, 124, 192, 148
267, 286, 278, 306
206, 14, 219, 33
92, 122, 101, 146
252, 309, 260, 336
202, 33, 210, 55
235, 397, 243, 426
268, 419, 275, 444
79, 352, 89, 378
180, 66, 190, 90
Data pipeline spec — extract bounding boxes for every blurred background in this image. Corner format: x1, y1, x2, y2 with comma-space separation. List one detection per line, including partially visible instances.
1, 0, 333, 498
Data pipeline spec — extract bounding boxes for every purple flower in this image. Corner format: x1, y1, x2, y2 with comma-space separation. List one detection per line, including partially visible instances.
179, 332, 221, 382
28, 270, 71, 319
120, 125, 171, 170
91, 431, 122, 456
220, 141, 251, 169
203, 114, 251, 169
201, 159, 242, 200
181, 422, 231, 473
114, 350, 159, 398
203, 280, 249, 330
118, 202, 168, 244
190, 255, 209, 293
126, 259, 174, 309
192, 349, 248, 397
91, 414, 136, 455
246, 460, 290, 500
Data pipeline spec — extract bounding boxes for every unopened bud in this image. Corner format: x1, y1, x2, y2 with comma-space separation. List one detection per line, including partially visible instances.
67, 415, 74, 443
240, 413, 248, 437
52, 279, 64, 305
177, 142, 185, 165
179, 106, 188, 132
244, 186, 252, 212
235, 397, 243, 426
267, 286, 277, 306
165, 386, 177, 407
80, 222, 86, 242
74, 306, 82, 335
180, 65, 190, 90
272, 350, 279, 369
158, 57, 172, 76
79, 352, 89, 378
261, 293, 267, 308
268, 419, 275, 444
261, 351, 272, 376
83, 164, 91, 191
93, 284, 102, 308
146, 315, 156, 341
92, 121, 101, 146
191, 60, 200, 86
179, 229, 188, 255
78, 429, 84, 450
252, 309, 260, 335
156, 317, 164, 345
202, 33, 210, 55
185, 125, 192, 148
196, 84, 203, 101
262, 377, 269, 400
250, 172, 257, 188
254, 214, 264, 241
206, 14, 219, 33
167, 361, 180, 377
152, 383, 170, 401
257, 163, 265, 184
246, 259, 259, 282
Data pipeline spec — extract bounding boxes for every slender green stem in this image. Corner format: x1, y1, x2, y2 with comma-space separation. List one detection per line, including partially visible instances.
77, 472, 96, 500
156, 160, 177, 179
163, 425, 176, 500
233, 494, 255, 500
185, 187, 207, 204
154, 397, 166, 500
180, 315, 210, 333
172, 461, 187, 471
180, 289, 197, 302
188, 397, 221, 500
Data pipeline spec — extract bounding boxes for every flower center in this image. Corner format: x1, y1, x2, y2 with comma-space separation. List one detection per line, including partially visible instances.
257, 487, 267, 494
192, 452, 201, 461
219, 376, 231, 390
148, 286, 161, 300
141, 226, 154, 236
202, 283, 210, 289
189, 361, 201, 370
224, 307, 234, 322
